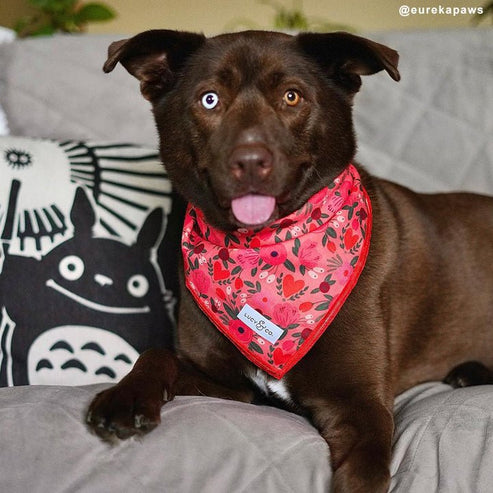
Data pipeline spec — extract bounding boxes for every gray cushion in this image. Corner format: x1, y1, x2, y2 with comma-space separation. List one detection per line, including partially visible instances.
0, 34, 157, 146
354, 29, 493, 195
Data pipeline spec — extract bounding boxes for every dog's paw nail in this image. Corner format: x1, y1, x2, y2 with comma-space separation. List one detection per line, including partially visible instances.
90, 416, 108, 430
134, 414, 147, 429
134, 413, 158, 433
134, 414, 155, 430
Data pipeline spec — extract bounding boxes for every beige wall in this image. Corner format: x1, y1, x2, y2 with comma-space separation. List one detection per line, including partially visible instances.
0, 0, 486, 35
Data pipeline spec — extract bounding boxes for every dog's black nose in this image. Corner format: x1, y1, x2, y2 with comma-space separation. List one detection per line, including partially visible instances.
229, 145, 273, 182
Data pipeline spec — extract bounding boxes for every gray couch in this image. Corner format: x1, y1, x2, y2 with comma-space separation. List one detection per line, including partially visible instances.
0, 28, 492, 492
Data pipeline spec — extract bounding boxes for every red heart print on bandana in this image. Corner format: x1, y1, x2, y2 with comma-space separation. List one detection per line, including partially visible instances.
282, 274, 305, 297
213, 261, 230, 281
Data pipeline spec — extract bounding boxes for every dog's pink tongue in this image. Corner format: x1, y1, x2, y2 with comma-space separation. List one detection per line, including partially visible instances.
231, 194, 276, 226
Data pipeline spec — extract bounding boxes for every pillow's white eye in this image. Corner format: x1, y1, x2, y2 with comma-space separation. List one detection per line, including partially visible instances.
127, 275, 149, 298
59, 255, 85, 281
201, 92, 219, 110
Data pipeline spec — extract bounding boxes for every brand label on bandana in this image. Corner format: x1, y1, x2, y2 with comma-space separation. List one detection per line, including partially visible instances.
238, 304, 284, 344
182, 164, 372, 379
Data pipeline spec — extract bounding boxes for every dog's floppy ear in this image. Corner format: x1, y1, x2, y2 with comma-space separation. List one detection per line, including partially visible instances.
296, 32, 400, 94
103, 29, 206, 102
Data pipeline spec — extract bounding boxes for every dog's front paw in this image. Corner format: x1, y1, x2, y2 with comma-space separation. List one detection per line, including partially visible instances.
86, 377, 173, 441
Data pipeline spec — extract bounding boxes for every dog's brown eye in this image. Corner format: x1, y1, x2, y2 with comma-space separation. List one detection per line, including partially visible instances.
283, 90, 301, 107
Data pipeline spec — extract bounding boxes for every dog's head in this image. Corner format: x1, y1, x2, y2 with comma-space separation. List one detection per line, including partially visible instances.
104, 30, 399, 231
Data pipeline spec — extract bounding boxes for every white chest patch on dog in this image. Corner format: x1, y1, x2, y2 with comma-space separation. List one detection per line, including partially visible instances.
248, 368, 293, 404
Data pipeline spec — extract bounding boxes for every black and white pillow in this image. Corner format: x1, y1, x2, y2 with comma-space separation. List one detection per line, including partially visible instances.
0, 137, 182, 386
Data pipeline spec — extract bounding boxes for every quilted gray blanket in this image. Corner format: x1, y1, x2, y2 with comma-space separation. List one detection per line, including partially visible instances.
1, 383, 493, 492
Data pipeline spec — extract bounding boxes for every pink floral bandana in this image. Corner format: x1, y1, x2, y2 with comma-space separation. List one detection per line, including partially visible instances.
182, 164, 372, 379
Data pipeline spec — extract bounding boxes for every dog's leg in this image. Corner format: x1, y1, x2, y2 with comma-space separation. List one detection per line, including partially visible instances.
307, 393, 393, 493
289, 290, 394, 493
86, 348, 255, 441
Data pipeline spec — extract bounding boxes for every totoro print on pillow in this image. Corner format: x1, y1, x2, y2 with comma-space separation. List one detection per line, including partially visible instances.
0, 138, 177, 386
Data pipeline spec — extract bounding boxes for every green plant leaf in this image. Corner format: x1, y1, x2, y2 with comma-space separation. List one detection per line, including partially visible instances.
75, 3, 116, 24
18, 0, 116, 36
33, 25, 58, 36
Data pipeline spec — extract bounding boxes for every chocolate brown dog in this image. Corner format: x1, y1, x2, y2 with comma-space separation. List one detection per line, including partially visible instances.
86, 30, 493, 492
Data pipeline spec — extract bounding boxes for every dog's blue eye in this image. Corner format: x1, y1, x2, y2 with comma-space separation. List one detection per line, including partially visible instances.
201, 92, 219, 110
